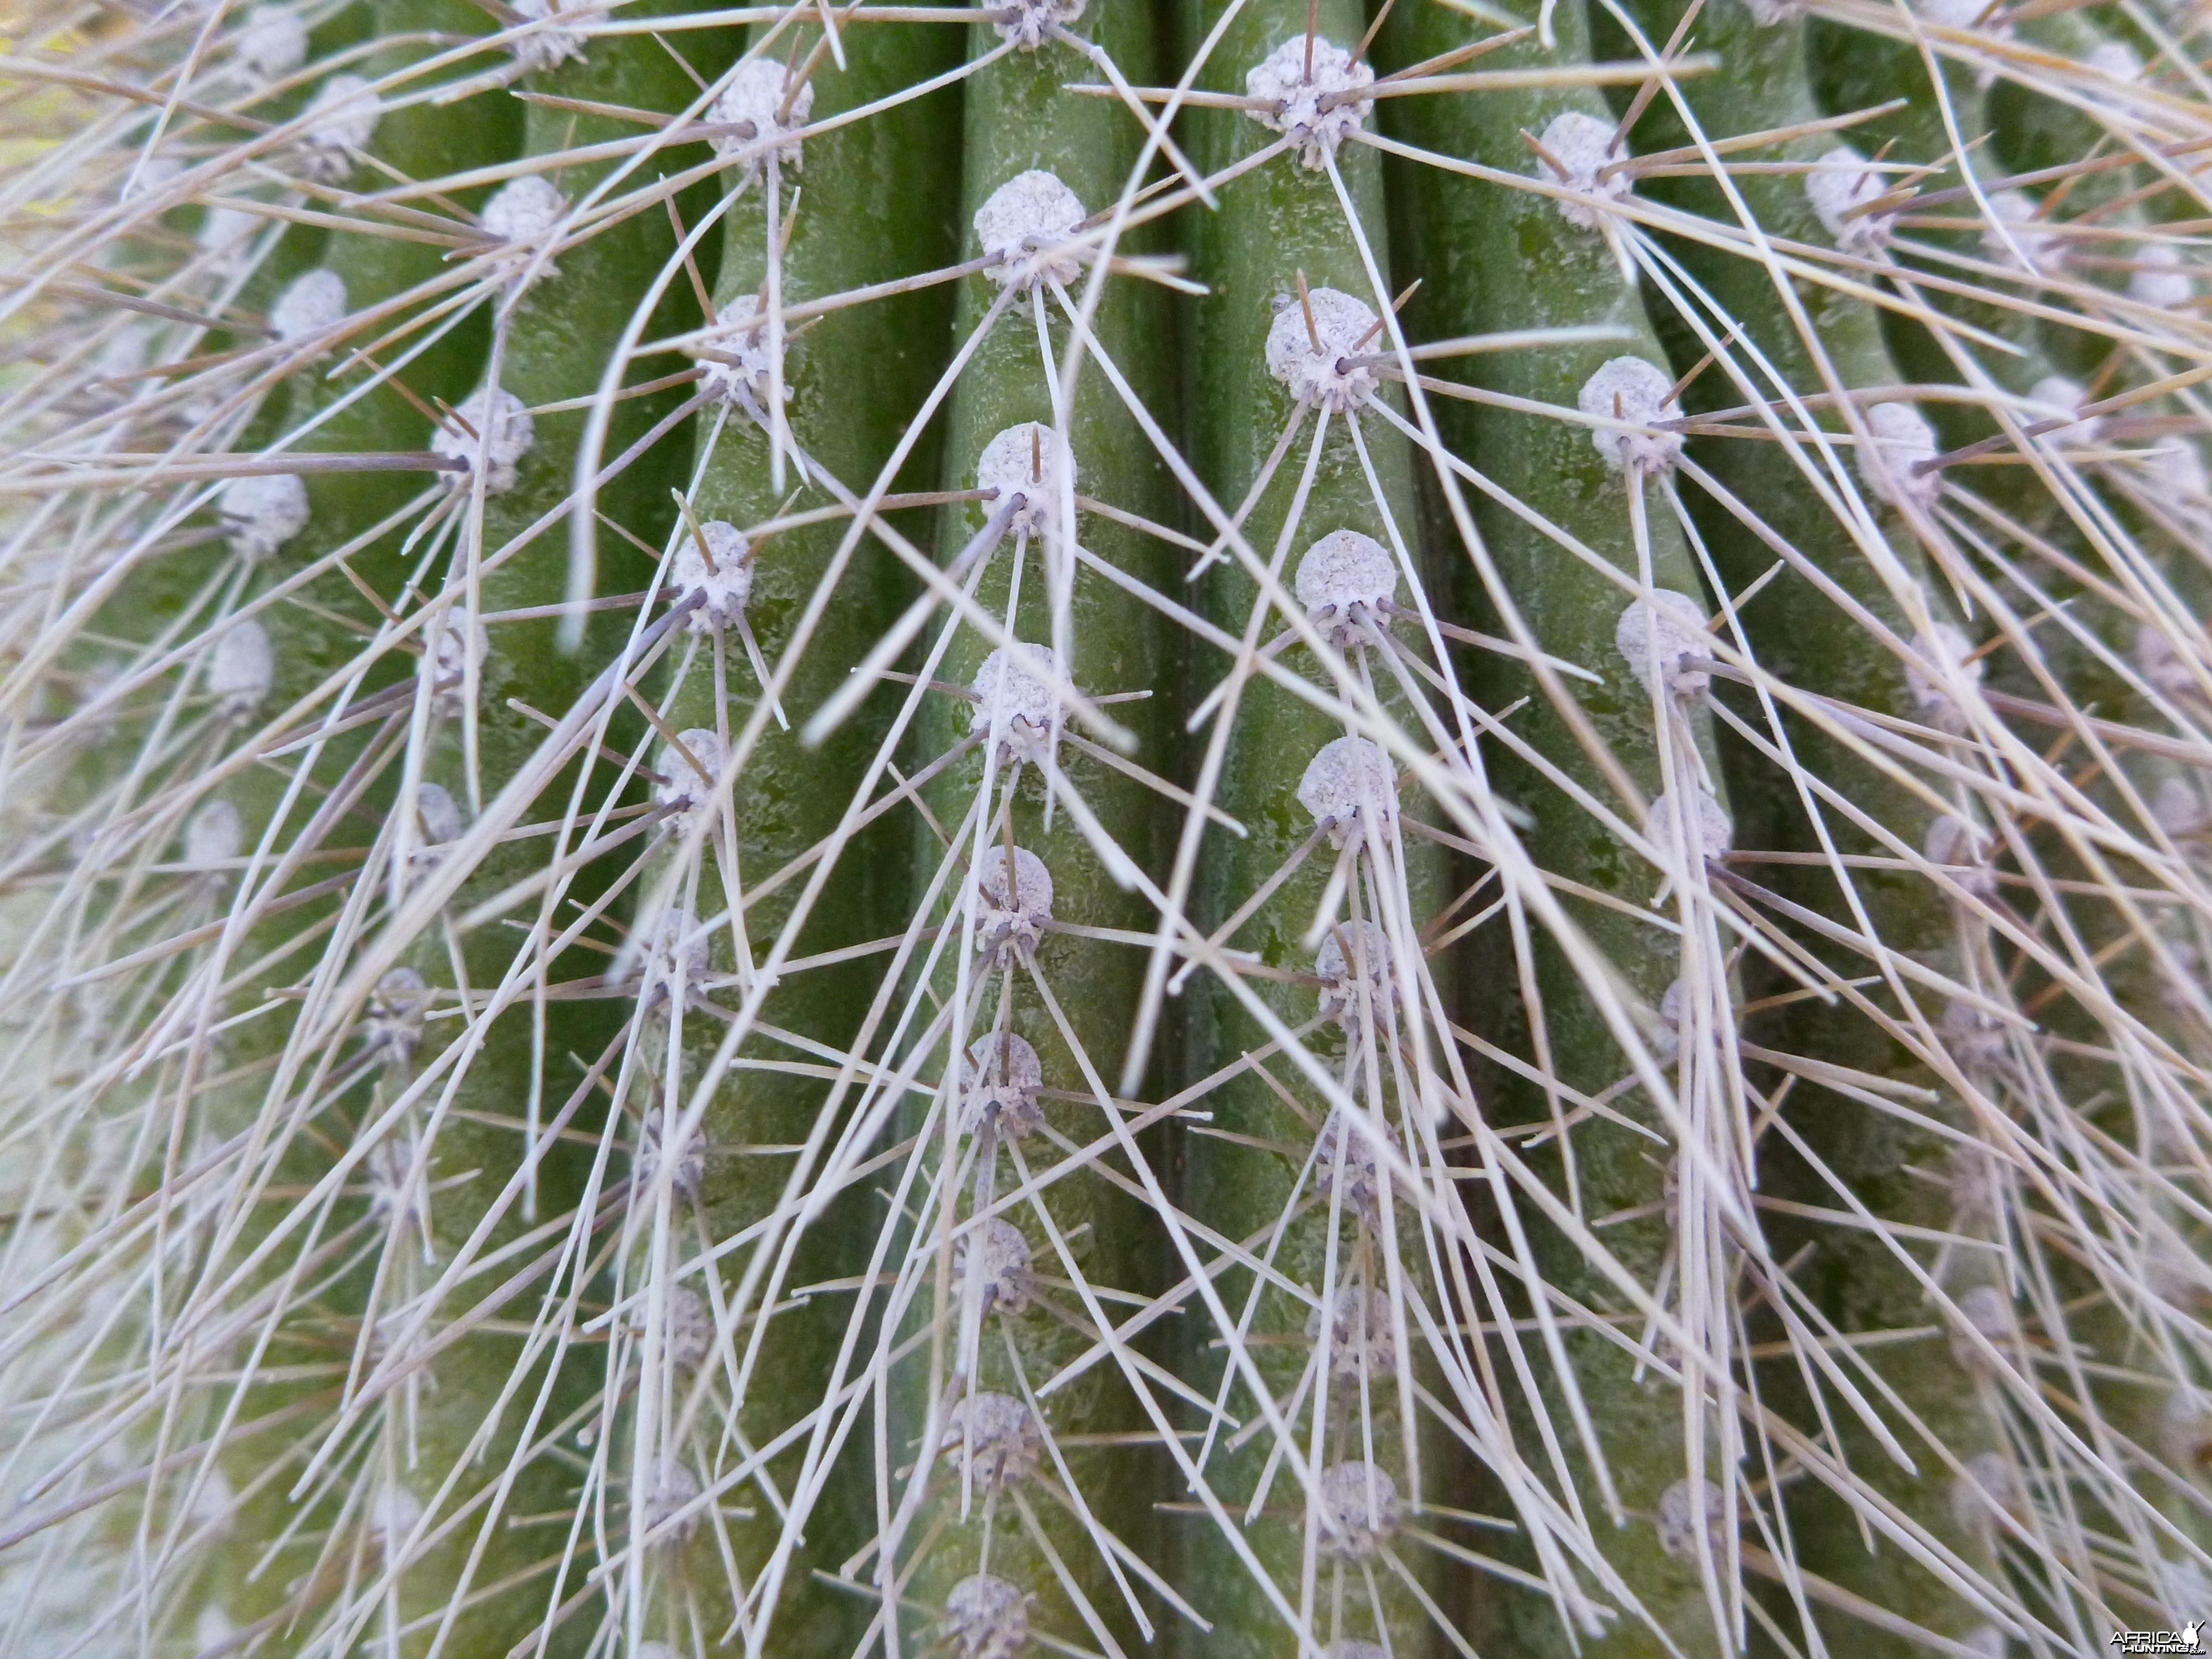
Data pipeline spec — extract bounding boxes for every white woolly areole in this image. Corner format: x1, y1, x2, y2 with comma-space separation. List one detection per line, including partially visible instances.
634, 1284, 712, 1375
1305, 1286, 1396, 1376
2152, 439, 2210, 503
1295, 529, 1397, 642
507, 0, 589, 73
1243, 35, 1374, 169
638, 1105, 705, 1199
1982, 189, 2062, 273
299, 75, 380, 177
1266, 285, 1381, 412
697, 295, 782, 410
483, 174, 568, 244
237, 6, 309, 81
655, 728, 726, 819
1925, 813, 1999, 899
2162, 1389, 2212, 1469
1657, 1479, 1727, 1559
970, 643, 1062, 763
2026, 374, 2104, 447
1941, 999, 2008, 1083
1946, 1140, 2005, 1232
990, 0, 1082, 48
972, 845, 1054, 968
219, 471, 309, 559
364, 966, 430, 1062
639, 906, 712, 1005
942, 1574, 1029, 1659
1904, 622, 1982, 728
1615, 589, 1711, 698
1648, 975, 1687, 1065
1579, 356, 1682, 473
433, 387, 534, 494
671, 521, 753, 633
1805, 146, 1896, 258
209, 619, 273, 716
424, 618, 488, 717
975, 170, 1087, 291
198, 202, 261, 254
2143, 1233, 2204, 1315
2156, 775, 2210, 839
2131, 241, 2195, 309
1859, 400, 1940, 512
640, 1459, 701, 1543
709, 57, 812, 174
976, 422, 1075, 537
954, 1217, 1032, 1314
1917, 0, 1999, 26
414, 781, 464, 846
93, 326, 147, 384
369, 1485, 422, 1555
270, 267, 347, 344
1535, 109, 1633, 230
1948, 1285, 2016, 1374
961, 1030, 1045, 1139
1314, 1461, 1400, 1559
1744, 0, 1805, 23
364, 1133, 424, 1230
1314, 1107, 1400, 1220
185, 799, 243, 869
1297, 735, 1399, 848
1947, 1449, 2018, 1537
1646, 786, 1731, 866
2088, 38, 2143, 81
945, 1392, 1042, 1488
2137, 622, 2205, 703
1315, 920, 1399, 1037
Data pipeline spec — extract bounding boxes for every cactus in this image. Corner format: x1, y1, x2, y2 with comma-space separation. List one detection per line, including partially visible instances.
7, 0, 2212, 1652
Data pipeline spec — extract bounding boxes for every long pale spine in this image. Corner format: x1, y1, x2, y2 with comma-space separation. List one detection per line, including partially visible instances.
404, 12, 745, 1655
174, 4, 535, 1646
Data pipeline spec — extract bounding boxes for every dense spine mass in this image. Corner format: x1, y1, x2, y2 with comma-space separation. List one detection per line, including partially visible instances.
1379, 0, 1742, 1646
7, 0, 2212, 1653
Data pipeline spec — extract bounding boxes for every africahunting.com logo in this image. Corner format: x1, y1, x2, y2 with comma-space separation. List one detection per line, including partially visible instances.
2111, 1620, 2204, 1655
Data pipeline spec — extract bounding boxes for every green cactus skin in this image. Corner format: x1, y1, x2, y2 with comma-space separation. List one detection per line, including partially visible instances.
1872, 10, 2212, 1590
1166, 0, 1454, 1651
889, 7, 1184, 1654
640, 12, 965, 1654
375, 11, 744, 1657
